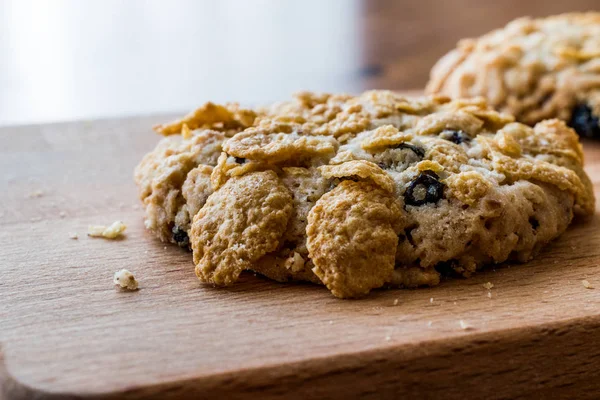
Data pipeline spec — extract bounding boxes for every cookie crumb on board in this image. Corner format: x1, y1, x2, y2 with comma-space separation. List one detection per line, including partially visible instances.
88, 221, 127, 239
459, 320, 475, 331
68, 232, 78, 240
582, 280, 594, 289
59, 211, 67, 218
482, 282, 494, 290
113, 269, 138, 290
393, 299, 399, 306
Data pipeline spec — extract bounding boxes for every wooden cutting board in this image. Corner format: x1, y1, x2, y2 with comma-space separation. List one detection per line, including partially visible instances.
1, 111, 600, 400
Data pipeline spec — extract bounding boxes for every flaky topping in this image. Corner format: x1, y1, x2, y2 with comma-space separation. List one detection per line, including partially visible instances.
191, 171, 293, 286
306, 180, 404, 298
319, 160, 396, 193
427, 13, 600, 125
154, 102, 258, 136
157, 90, 593, 216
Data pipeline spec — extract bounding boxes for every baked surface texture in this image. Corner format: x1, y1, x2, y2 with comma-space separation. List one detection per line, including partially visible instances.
134, 90, 595, 298
426, 13, 600, 138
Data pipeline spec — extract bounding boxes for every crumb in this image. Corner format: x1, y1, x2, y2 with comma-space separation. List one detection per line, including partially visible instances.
28, 190, 44, 198
113, 269, 138, 290
571, 246, 576, 251
482, 282, 494, 290
582, 280, 594, 289
88, 221, 127, 239
427, 321, 433, 327
453, 301, 457, 305
59, 211, 67, 218
328, 320, 333, 325
163, 246, 167, 250
30, 217, 42, 222
181, 123, 192, 139
393, 299, 399, 306
487, 291, 492, 298
429, 297, 433, 304
384, 336, 391, 341
68, 232, 78, 240
459, 320, 475, 331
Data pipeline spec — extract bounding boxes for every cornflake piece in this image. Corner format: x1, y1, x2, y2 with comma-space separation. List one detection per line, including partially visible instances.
482, 282, 494, 290
459, 320, 475, 331
68, 232, 78, 240
113, 269, 138, 290
582, 280, 594, 289
88, 221, 127, 239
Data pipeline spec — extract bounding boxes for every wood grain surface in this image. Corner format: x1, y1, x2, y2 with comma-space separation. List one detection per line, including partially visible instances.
1, 111, 600, 399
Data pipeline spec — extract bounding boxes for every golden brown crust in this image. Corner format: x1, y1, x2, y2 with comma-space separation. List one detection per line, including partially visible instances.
190, 171, 293, 286
306, 181, 403, 298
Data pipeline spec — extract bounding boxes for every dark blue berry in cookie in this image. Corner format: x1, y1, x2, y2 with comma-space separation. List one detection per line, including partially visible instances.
395, 142, 425, 158
172, 226, 190, 249
404, 171, 444, 206
569, 104, 600, 139
439, 129, 470, 144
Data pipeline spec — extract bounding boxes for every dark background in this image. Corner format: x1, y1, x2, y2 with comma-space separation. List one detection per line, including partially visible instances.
1, 0, 598, 125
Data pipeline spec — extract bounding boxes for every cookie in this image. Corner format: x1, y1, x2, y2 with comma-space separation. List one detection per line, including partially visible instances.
426, 13, 600, 138
135, 90, 595, 298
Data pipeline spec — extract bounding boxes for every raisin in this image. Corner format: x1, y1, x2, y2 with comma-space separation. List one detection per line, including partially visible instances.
394, 142, 425, 158
235, 157, 247, 164
172, 226, 190, 249
439, 129, 470, 144
404, 171, 444, 206
569, 104, 600, 139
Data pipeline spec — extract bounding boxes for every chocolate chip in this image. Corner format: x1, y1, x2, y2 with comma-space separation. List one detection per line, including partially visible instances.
235, 157, 247, 164
439, 129, 470, 144
569, 104, 600, 139
394, 142, 425, 158
172, 226, 190, 248
404, 171, 444, 206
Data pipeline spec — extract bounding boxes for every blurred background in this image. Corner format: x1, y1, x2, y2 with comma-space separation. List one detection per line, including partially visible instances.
1, 0, 598, 126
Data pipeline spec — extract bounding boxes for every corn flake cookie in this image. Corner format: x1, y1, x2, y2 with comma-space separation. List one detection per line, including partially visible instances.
427, 13, 600, 138
135, 90, 595, 298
